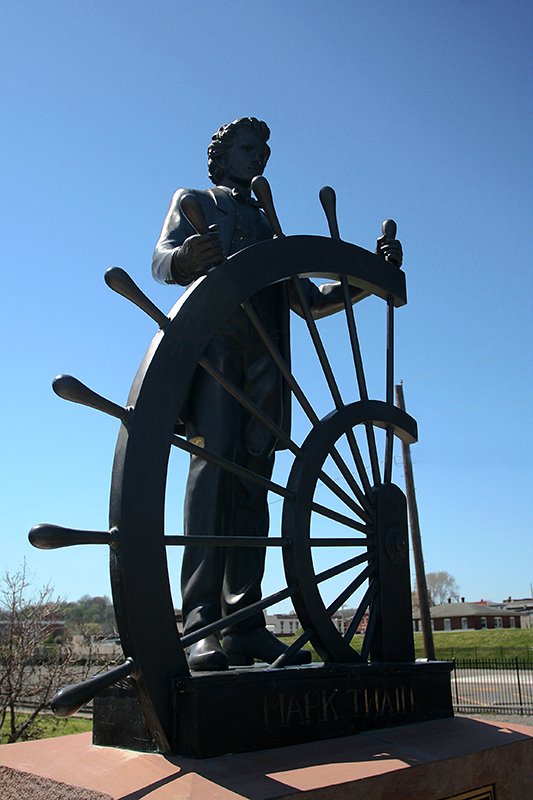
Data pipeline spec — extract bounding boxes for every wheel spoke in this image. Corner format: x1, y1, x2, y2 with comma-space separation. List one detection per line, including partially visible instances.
242, 299, 319, 426
164, 535, 289, 547
309, 537, 368, 546
180, 584, 296, 647
361, 592, 380, 661
270, 560, 373, 670
171, 435, 291, 500
341, 276, 381, 485
315, 552, 370, 584
268, 628, 314, 669
325, 563, 375, 617
318, 467, 370, 522
311, 500, 369, 533
383, 297, 395, 483
343, 428, 373, 497
290, 278, 344, 408
343, 579, 376, 641
182, 553, 372, 650
199, 356, 300, 457
201, 354, 369, 522
243, 296, 372, 514
329, 444, 373, 515
291, 278, 373, 498
386, 297, 395, 406
384, 428, 394, 484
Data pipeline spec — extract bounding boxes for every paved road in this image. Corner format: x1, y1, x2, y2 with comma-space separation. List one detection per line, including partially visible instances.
457, 713, 533, 727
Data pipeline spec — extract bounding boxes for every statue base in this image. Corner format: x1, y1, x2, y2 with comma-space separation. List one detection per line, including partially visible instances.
93, 660, 453, 758
2, 717, 532, 799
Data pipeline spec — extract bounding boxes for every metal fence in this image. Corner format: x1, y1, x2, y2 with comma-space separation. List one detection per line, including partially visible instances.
453, 658, 533, 715
433, 646, 533, 661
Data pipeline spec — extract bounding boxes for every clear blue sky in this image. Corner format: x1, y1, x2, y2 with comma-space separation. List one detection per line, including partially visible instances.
2, 1, 532, 609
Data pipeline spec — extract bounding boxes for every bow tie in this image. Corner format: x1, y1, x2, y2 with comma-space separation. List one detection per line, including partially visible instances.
230, 188, 261, 208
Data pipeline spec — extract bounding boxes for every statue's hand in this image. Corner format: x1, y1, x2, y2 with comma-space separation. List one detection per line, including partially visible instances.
172, 227, 224, 280
376, 236, 403, 268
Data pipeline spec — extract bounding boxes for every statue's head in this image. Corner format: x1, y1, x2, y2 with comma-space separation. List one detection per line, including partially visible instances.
208, 117, 271, 187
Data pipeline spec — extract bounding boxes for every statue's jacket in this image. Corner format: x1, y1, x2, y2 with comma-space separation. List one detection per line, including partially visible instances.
152, 187, 362, 444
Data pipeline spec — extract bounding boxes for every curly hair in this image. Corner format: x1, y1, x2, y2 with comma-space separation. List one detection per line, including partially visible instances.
207, 117, 271, 185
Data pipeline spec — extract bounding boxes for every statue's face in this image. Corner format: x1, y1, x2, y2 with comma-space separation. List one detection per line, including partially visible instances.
222, 128, 265, 189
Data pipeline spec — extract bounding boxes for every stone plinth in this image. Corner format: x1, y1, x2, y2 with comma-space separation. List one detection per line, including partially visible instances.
94, 661, 454, 757
1, 717, 532, 800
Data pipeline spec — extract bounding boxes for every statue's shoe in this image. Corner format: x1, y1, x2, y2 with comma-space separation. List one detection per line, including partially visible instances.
188, 635, 229, 671
222, 628, 312, 666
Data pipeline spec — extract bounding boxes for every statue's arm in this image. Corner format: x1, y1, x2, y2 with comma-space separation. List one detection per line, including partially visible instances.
288, 234, 403, 319
288, 277, 365, 321
152, 189, 223, 286
152, 189, 194, 285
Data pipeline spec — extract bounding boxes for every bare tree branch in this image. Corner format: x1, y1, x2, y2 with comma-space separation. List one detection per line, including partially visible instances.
414, 571, 460, 606
0, 561, 99, 743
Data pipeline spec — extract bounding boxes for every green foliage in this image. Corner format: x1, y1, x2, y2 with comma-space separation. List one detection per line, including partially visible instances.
60, 595, 116, 638
0, 713, 91, 744
414, 628, 533, 660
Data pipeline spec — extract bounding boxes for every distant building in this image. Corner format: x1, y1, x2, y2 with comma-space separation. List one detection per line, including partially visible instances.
266, 610, 367, 636
266, 613, 300, 636
70, 634, 122, 661
413, 600, 521, 632
489, 597, 533, 629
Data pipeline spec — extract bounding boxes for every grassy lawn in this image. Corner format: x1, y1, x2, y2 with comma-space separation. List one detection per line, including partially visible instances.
0, 713, 92, 745
415, 628, 533, 660
283, 628, 533, 662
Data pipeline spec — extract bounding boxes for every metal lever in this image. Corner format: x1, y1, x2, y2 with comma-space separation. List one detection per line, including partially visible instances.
51, 659, 135, 717
52, 375, 130, 425
319, 186, 341, 239
105, 267, 169, 329
29, 523, 112, 550
251, 176, 284, 237
382, 219, 397, 240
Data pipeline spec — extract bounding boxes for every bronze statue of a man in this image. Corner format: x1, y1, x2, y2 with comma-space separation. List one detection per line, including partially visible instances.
152, 118, 402, 671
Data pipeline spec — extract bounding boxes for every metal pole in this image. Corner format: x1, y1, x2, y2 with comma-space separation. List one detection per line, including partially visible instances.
516, 657, 524, 715
395, 382, 436, 660
384, 298, 395, 483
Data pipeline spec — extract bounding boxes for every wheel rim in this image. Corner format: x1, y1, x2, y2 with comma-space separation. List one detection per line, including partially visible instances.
282, 400, 417, 664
